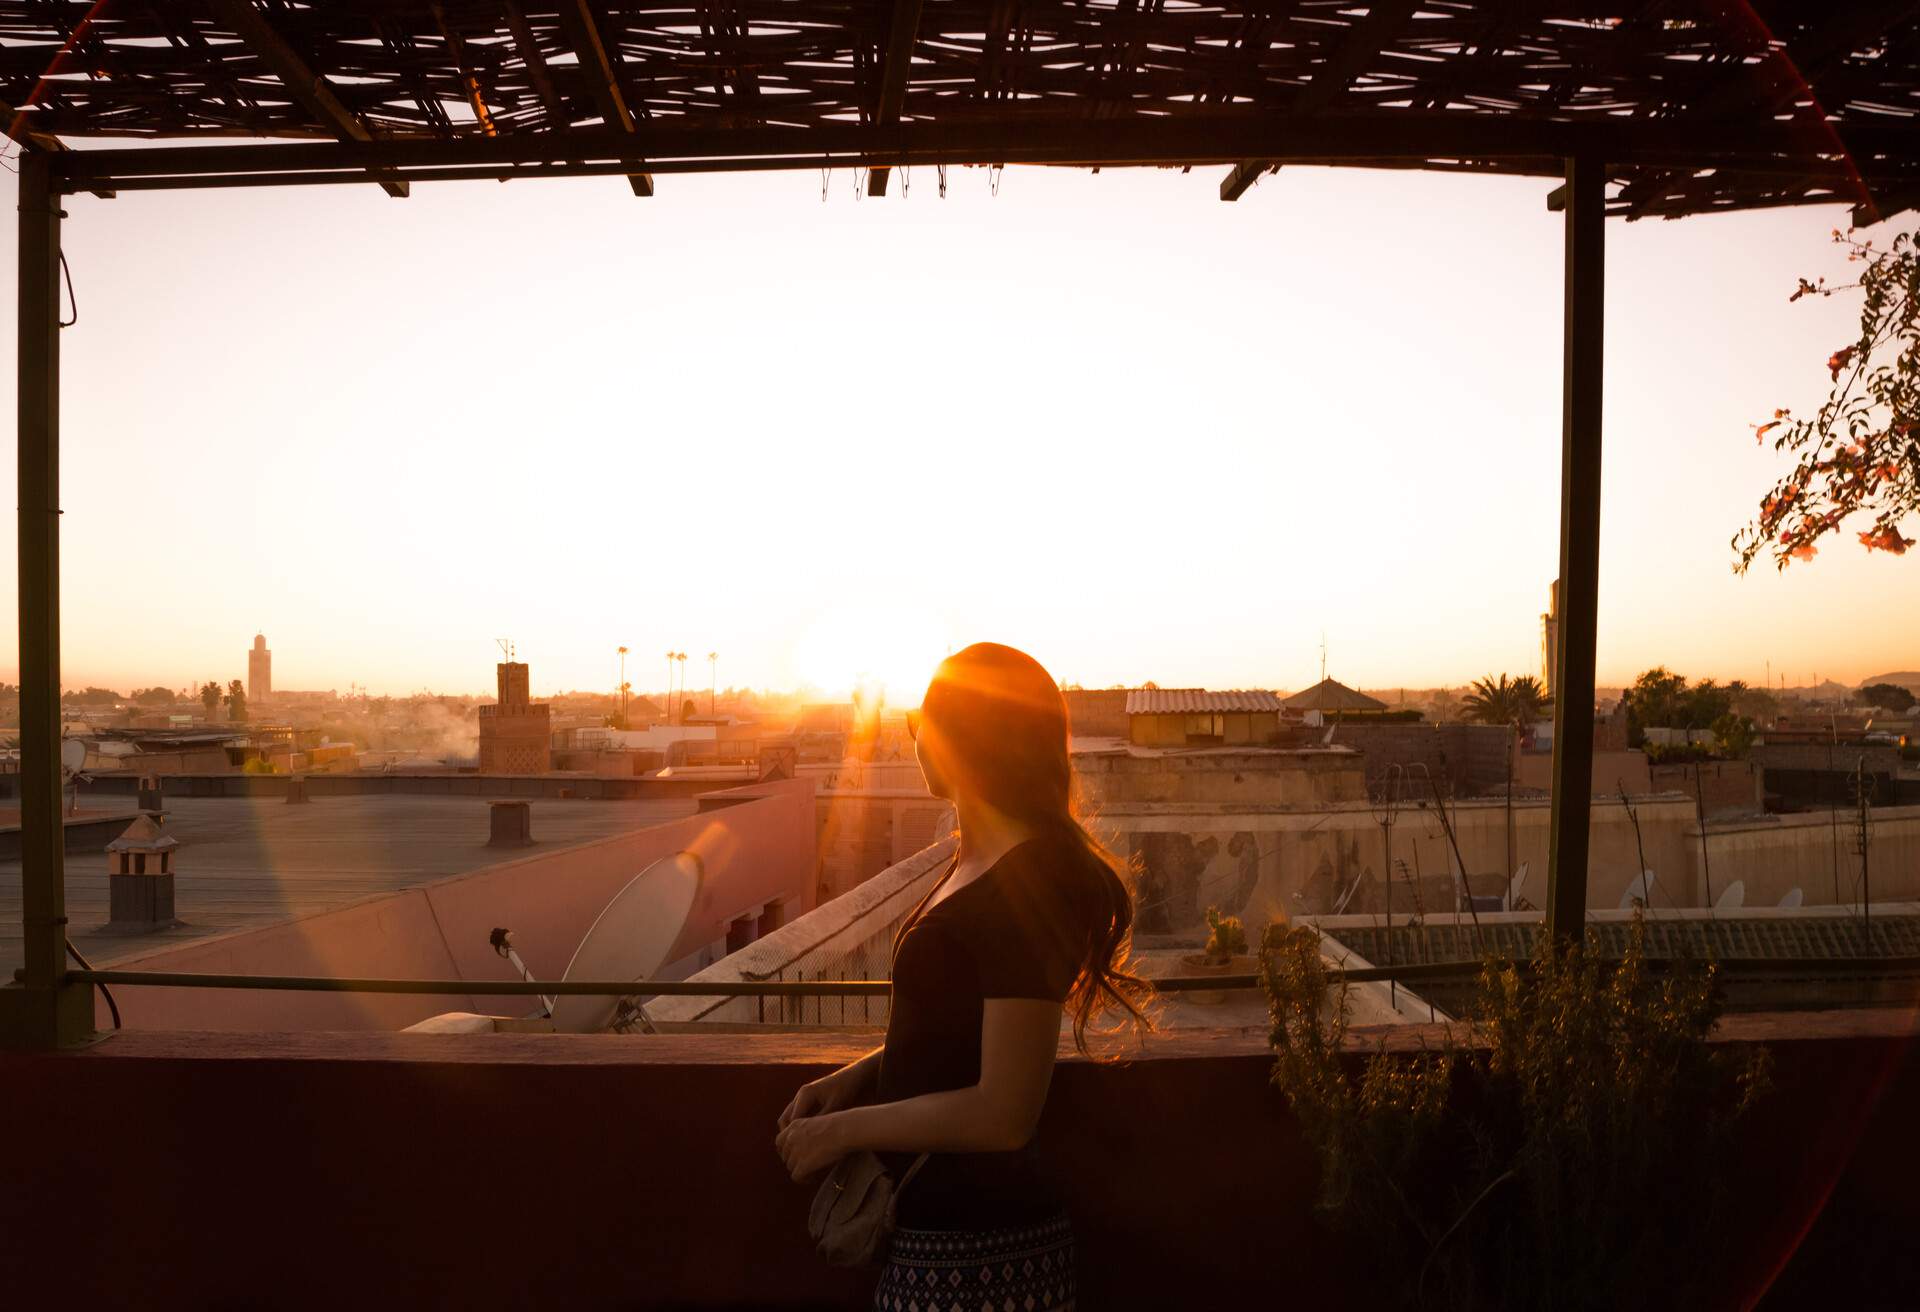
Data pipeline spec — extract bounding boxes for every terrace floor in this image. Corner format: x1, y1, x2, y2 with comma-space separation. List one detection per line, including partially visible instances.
0, 794, 699, 976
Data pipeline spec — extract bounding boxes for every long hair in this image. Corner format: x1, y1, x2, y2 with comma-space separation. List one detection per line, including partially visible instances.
917, 642, 1151, 1055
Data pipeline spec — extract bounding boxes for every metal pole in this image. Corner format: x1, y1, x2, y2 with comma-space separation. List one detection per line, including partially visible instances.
5, 154, 87, 1048
1545, 153, 1605, 944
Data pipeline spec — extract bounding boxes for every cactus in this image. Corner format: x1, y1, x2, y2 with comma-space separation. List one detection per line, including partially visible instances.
1203, 905, 1247, 961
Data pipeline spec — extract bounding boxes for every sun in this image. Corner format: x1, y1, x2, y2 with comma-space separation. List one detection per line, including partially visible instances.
794, 606, 950, 705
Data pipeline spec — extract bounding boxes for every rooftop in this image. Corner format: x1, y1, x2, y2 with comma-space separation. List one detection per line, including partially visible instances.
0, 794, 699, 977
1126, 688, 1285, 715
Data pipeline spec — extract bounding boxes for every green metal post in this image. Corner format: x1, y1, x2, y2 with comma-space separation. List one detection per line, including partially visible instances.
4, 153, 89, 1047
1545, 153, 1605, 944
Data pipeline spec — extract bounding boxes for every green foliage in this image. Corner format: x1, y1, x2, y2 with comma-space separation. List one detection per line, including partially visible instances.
225, 679, 247, 724
1861, 681, 1917, 713
1461, 674, 1550, 727
1737, 229, 1920, 571
131, 686, 175, 706
1203, 906, 1247, 960
241, 756, 279, 775
1262, 918, 1771, 1310
1712, 712, 1757, 759
1624, 668, 1748, 744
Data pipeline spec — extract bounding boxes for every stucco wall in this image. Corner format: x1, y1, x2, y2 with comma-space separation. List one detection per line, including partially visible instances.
1072, 748, 1367, 810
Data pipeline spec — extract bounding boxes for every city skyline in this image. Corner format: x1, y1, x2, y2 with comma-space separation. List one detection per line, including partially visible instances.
0, 166, 1914, 699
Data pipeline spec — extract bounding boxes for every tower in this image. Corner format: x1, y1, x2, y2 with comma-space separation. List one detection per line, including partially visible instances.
479, 660, 550, 774
248, 633, 272, 704
1540, 580, 1560, 697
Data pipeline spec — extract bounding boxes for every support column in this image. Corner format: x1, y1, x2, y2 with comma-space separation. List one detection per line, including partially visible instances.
1545, 154, 1605, 943
4, 154, 87, 1047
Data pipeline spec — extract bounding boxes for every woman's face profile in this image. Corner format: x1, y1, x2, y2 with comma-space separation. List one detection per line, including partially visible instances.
912, 697, 953, 801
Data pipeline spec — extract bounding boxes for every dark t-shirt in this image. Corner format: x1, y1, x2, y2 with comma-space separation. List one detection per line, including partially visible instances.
875, 835, 1096, 1230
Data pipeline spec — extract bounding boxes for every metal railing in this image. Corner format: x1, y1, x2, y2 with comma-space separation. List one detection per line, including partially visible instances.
44, 953, 1920, 999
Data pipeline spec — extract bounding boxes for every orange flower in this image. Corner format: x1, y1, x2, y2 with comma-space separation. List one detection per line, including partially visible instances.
1859, 527, 1915, 555
1789, 542, 1819, 562
1753, 421, 1780, 442
1828, 345, 1857, 380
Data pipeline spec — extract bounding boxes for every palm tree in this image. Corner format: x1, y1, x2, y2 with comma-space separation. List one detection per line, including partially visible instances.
707, 651, 719, 717
1463, 673, 1552, 727
674, 652, 688, 723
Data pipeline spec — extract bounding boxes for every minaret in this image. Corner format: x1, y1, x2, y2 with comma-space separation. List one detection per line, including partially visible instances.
248, 633, 272, 704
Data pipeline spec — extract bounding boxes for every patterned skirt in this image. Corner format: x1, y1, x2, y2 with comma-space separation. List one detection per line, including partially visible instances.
873, 1213, 1076, 1312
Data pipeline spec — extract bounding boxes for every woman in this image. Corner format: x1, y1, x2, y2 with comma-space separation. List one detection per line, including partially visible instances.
775, 642, 1149, 1310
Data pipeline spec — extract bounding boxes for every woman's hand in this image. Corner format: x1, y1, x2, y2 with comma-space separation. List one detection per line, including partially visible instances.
775, 1110, 847, 1182
777, 1067, 862, 1131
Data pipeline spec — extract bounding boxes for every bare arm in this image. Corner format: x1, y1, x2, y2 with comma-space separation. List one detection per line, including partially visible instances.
775, 1000, 1062, 1177
777, 1044, 883, 1130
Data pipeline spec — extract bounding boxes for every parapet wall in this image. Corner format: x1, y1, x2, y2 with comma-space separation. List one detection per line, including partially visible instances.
649, 837, 955, 1028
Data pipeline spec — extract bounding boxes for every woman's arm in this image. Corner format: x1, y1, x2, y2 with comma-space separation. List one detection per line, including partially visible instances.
777, 1045, 883, 1130
775, 1000, 1062, 1179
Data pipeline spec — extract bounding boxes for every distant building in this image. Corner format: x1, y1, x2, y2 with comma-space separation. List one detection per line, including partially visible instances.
477, 661, 551, 774
1125, 689, 1285, 747
1541, 580, 1560, 695
248, 633, 272, 704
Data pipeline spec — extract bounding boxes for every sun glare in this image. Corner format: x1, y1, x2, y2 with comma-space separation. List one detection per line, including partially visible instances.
794, 606, 950, 705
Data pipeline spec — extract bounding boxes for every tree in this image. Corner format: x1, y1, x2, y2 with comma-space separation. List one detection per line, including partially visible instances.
1462, 673, 1551, 726
200, 681, 222, 717
1861, 681, 1917, 713
60, 686, 121, 706
225, 679, 247, 723
1736, 229, 1920, 571
1712, 713, 1757, 759
132, 686, 175, 706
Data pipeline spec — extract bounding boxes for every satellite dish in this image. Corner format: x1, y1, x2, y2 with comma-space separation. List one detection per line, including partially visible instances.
1778, 888, 1804, 909
60, 739, 85, 773
1505, 862, 1529, 912
1715, 880, 1746, 911
549, 852, 702, 1034
1619, 870, 1657, 910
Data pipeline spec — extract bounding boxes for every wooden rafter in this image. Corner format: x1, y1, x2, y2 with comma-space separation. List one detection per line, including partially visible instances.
1221, 0, 1418, 201
555, 0, 655, 196
501, 2, 564, 124
204, 0, 409, 197
867, 0, 924, 197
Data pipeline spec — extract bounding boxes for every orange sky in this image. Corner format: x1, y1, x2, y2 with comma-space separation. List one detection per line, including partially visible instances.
0, 162, 1911, 701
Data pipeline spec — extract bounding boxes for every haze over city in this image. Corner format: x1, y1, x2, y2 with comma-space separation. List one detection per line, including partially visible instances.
0, 165, 1911, 700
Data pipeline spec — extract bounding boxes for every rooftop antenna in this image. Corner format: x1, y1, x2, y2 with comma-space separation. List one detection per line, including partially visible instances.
60, 737, 86, 817
496, 637, 515, 662
1852, 755, 1874, 941
1319, 632, 1328, 686
1368, 764, 1405, 1007
1617, 782, 1656, 916
1409, 762, 1483, 952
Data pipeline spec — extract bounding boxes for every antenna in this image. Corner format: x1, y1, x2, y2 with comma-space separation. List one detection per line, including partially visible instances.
496, 637, 515, 662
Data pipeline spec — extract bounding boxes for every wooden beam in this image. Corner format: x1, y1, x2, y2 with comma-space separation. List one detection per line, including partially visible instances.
867, 0, 925, 197
47, 112, 1920, 192
1545, 153, 1605, 944
1222, 0, 1416, 200
556, 0, 655, 196
1219, 158, 1271, 201
502, 2, 564, 121
205, 0, 409, 197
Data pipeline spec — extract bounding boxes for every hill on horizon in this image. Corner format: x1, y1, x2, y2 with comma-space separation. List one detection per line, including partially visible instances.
1861, 671, 1920, 694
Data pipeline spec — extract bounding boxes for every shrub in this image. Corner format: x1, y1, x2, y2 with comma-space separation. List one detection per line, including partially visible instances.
1261, 917, 1771, 1310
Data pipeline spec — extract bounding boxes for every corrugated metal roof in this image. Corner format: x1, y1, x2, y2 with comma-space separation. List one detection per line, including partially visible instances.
1125, 689, 1284, 715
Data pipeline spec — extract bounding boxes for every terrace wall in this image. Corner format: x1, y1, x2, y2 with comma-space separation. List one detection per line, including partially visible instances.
0, 1012, 1913, 1309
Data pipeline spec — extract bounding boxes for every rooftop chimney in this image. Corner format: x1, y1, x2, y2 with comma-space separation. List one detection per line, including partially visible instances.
106, 816, 180, 932
488, 799, 533, 847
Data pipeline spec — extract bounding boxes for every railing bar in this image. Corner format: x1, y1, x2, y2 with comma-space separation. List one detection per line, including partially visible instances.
43, 956, 1920, 997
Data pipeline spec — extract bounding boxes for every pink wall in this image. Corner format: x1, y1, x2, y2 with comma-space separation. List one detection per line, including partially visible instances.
96, 778, 815, 1031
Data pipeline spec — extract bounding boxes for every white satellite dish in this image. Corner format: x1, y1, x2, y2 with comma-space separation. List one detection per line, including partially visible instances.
1619, 870, 1657, 910
549, 851, 702, 1034
60, 738, 85, 773
1714, 881, 1746, 911
1505, 862, 1530, 911
1777, 888, 1804, 909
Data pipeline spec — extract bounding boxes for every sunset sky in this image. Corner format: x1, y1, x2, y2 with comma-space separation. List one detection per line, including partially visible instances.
0, 160, 1910, 702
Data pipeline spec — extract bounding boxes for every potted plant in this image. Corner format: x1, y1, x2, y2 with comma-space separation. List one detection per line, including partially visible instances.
1179, 906, 1255, 1005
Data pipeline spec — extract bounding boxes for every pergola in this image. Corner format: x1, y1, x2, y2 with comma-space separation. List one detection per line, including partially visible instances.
6, 1, 1920, 1047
